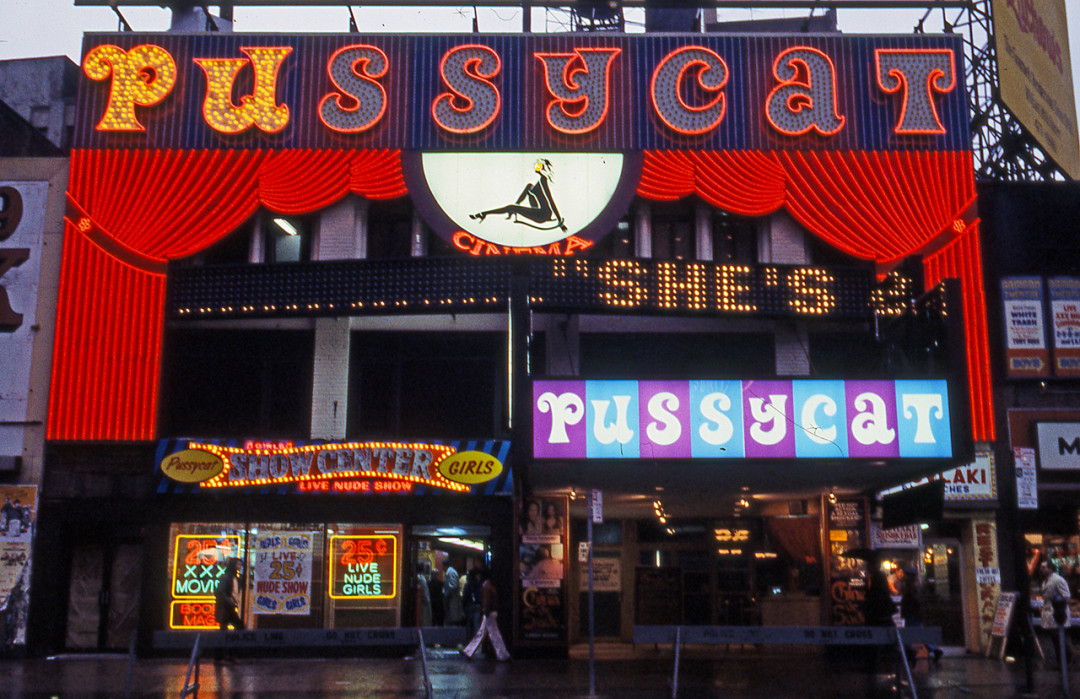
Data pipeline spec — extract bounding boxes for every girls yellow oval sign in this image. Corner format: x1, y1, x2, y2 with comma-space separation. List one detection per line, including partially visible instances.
437, 451, 503, 485
160, 449, 224, 483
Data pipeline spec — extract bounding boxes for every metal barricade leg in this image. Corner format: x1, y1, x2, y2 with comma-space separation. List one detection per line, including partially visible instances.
671, 626, 681, 699
895, 630, 916, 699
1057, 626, 1069, 698
180, 633, 202, 699
124, 630, 136, 698
418, 628, 433, 699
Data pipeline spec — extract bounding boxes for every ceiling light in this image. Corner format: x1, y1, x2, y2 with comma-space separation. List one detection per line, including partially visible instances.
273, 217, 299, 236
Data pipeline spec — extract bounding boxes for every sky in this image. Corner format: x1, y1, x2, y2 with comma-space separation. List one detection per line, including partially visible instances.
2, 1, 1078, 165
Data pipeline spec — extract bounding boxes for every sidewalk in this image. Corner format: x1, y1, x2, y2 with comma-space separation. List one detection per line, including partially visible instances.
0, 644, 1074, 697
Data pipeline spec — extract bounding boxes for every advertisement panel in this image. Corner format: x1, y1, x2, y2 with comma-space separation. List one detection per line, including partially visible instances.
1036, 422, 1080, 470
252, 531, 313, 615
991, 0, 1080, 179
1001, 276, 1049, 378
328, 531, 398, 601
155, 439, 512, 496
0, 485, 36, 646
519, 496, 567, 644
534, 378, 953, 460
1048, 277, 1080, 377
826, 496, 869, 626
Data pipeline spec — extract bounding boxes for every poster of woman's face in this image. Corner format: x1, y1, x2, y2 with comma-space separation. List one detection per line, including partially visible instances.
520, 497, 565, 539
521, 499, 542, 535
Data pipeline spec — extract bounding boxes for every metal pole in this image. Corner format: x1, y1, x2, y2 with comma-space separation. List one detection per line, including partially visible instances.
895, 629, 917, 699
671, 626, 681, 699
418, 628, 433, 699
1057, 625, 1069, 697
588, 515, 596, 697
123, 630, 136, 698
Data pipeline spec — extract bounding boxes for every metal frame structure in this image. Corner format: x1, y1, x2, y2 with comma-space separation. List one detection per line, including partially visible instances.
73, 0, 1072, 181
950, 2, 1068, 180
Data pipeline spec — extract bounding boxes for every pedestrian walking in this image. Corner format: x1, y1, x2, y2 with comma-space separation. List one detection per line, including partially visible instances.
461, 567, 510, 661
443, 559, 463, 625
215, 557, 244, 631
462, 568, 483, 639
1039, 559, 1073, 669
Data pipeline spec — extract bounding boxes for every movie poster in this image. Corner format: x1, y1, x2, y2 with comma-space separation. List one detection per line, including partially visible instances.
0, 485, 37, 647
827, 496, 868, 626
518, 496, 567, 643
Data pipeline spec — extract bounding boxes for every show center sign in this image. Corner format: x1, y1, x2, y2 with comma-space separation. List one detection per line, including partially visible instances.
533, 379, 953, 460
154, 439, 512, 495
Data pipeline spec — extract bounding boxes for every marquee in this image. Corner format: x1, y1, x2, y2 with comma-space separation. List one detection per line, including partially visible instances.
50, 32, 992, 444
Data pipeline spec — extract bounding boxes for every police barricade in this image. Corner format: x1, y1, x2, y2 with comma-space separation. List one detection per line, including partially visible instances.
633, 625, 942, 699
155, 627, 469, 699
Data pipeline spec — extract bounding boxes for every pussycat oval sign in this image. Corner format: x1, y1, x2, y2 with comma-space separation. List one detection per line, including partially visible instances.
160, 448, 224, 483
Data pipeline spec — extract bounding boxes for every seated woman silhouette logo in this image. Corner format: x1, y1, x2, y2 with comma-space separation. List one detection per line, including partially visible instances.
470, 158, 567, 232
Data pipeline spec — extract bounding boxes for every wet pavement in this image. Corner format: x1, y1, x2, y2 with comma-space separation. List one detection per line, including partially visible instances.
0, 644, 1075, 698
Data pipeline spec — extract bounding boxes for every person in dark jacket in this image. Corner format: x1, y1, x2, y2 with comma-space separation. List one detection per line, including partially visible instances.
428, 568, 445, 627
461, 567, 510, 661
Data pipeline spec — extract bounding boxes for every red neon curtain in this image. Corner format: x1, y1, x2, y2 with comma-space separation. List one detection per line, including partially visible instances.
49, 149, 406, 440
50, 147, 992, 443
638, 149, 992, 442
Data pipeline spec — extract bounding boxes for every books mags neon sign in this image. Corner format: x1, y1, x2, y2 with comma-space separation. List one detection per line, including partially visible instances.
84, 42, 956, 140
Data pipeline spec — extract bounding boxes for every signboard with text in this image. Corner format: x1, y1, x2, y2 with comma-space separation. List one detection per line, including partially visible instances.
991, 0, 1079, 179
827, 497, 869, 626
534, 379, 953, 460
1049, 278, 1080, 377
1036, 422, 1080, 470
252, 531, 313, 615
328, 532, 398, 600
155, 439, 512, 496
1001, 277, 1049, 378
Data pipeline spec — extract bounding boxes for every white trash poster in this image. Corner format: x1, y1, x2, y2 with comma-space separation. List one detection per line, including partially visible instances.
252, 531, 313, 615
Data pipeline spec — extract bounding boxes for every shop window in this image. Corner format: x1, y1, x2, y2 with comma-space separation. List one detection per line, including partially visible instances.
651, 202, 693, 261
165, 522, 404, 633
265, 215, 312, 263
587, 217, 633, 259
326, 523, 403, 628
347, 332, 502, 440
167, 523, 247, 631
711, 211, 757, 264
160, 329, 314, 438
368, 200, 413, 259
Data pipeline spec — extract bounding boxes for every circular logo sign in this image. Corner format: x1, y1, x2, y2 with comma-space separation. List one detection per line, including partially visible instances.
404, 151, 642, 254
160, 448, 224, 483
437, 451, 503, 485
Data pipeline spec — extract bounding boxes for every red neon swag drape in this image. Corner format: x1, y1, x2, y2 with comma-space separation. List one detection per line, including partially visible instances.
637, 149, 991, 441
49, 148, 406, 440
50, 148, 992, 442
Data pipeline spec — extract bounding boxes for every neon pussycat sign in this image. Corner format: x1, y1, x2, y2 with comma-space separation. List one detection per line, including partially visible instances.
75, 33, 966, 150
533, 379, 953, 460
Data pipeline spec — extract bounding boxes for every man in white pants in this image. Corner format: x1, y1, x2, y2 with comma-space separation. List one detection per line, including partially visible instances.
461, 568, 511, 661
